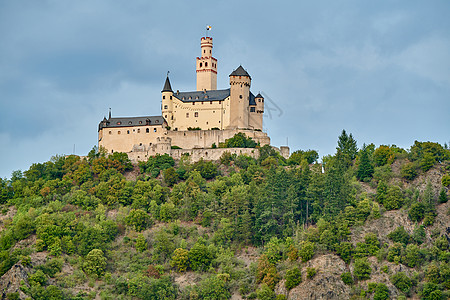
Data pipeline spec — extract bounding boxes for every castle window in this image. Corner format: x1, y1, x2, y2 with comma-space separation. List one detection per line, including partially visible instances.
200, 62, 202, 67
203, 50, 205, 53
117, 121, 121, 125
155, 120, 159, 123
164, 105, 168, 109
239, 95, 243, 99
250, 107, 256, 112
170, 96, 172, 100
192, 102, 195, 105
196, 96, 199, 100
138, 129, 140, 133
127, 130, 130, 134
205, 62, 208, 67
109, 131, 112, 134
210, 101, 212, 104
146, 128, 149, 133
258, 99, 261, 102
201, 102, 203, 105
186, 113, 189, 118
118, 131, 121, 134
194, 112, 198, 117
154, 128, 157, 132
163, 95, 165, 99
139, 121, 142, 124
165, 115, 167, 118
139, 143, 142, 146
128, 121, 132, 124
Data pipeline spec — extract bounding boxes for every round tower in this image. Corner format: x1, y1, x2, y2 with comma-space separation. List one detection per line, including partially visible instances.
196, 37, 217, 91
161, 76, 174, 128
229, 66, 251, 129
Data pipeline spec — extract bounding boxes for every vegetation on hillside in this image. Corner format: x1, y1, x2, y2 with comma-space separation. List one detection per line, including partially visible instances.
0, 131, 449, 299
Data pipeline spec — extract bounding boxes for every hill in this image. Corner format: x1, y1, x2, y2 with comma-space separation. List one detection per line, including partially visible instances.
0, 134, 449, 300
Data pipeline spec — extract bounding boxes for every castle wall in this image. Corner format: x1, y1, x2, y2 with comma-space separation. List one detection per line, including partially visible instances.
169, 97, 230, 131
98, 124, 166, 153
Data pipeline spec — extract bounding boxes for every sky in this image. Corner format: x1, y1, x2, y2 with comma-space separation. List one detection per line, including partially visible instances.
1, 0, 449, 179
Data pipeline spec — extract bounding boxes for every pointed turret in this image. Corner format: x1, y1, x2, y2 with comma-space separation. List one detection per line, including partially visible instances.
162, 76, 173, 92
229, 65, 251, 79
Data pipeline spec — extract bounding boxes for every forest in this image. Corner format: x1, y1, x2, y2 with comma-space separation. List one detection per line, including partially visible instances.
0, 130, 449, 300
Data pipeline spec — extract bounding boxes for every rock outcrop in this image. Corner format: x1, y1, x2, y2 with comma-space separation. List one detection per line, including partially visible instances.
0, 263, 29, 300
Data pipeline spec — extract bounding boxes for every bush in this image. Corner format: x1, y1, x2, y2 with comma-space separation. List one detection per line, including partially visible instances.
384, 186, 404, 210
306, 267, 317, 279
373, 283, 390, 300
442, 174, 450, 187
390, 272, 412, 294
192, 159, 218, 179
387, 226, 411, 245
438, 188, 448, 203
223, 133, 257, 148
409, 202, 426, 222
83, 249, 107, 277
285, 267, 302, 290
341, 272, 353, 285
171, 248, 189, 272
125, 209, 150, 232
353, 258, 372, 281
401, 162, 417, 180
298, 241, 315, 262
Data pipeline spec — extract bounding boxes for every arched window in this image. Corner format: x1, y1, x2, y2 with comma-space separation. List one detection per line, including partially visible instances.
200, 62, 202, 67
146, 128, 149, 133
205, 62, 208, 67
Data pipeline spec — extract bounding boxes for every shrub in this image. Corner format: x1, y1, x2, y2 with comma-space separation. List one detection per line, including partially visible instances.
353, 258, 372, 281
438, 188, 448, 203
298, 241, 315, 262
384, 186, 404, 210
306, 267, 317, 279
135, 234, 147, 252
192, 159, 218, 179
373, 283, 390, 300
387, 226, 411, 245
390, 272, 412, 294
285, 267, 302, 290
341, 272, 353, 285
125, 209, 150, 232
409, 202, 426, 222
171, 248, 189, 272
83, 249, 107, 277
163, 168, 179, 186
442, 174, 450, 187
401, 162, 417, 181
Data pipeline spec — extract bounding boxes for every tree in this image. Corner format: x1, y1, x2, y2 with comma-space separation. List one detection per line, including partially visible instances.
401, 162, 417, 180
373, 145, 395, 166
125, 209, 150, 232
336, 129, 358, 164
409, 202, 426, 222
373, 283, 389, 300
163, 167, 179, 186
357, 145, 374, 181
384, 186, 404, 210
353, 258, 371, 280
135, 234, 147, 252
390, 272, 412, 294
438, 188, 448, 203
285, 267, 302, 290
171, 248, 189, 272
83, 249, 107, 277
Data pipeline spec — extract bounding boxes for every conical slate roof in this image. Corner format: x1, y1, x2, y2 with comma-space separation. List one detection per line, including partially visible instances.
162, 76, 173, 92
229, 65, 251, 79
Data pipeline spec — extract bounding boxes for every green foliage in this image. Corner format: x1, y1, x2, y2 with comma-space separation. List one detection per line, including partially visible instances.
163, 167, 179, 186
188, 241, 216, 271
409, 202, 426, 222
135, 234, 147, 252
139, 154, 175, 177
403, 244, 423, 267
439, 188, 448, 203
442, 174, 450, 187
336, 129, 358, 163
412, 225, 426, 245
373, 145, 395, 166
421, 282, 443, 300
192, 275, 231, 299
390, 272, 412, 294
29, 269, 47, 286
384, 185, 404, 210
171, 248, 189, 272
306, 267, 317, 279
373, 283, 390, 300
401, 162, 418, 181
341, 272, 353, 285
223, 132, 257, 148
83, 249, 107, 277
387, 226, 411, 245
125, 209, 150, 231
356, 145, 374, 181
257, 255, 280, 290
353, 258, 372, 281
192, 159, 218, 179
298, 241, 315, 262
285, 267, 302, 290
288, 149, 319, 165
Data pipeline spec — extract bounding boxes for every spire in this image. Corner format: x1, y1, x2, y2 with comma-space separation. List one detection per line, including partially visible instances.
162, 75, 173, 92
108, 108, 111, 119
229, 65, 251, 79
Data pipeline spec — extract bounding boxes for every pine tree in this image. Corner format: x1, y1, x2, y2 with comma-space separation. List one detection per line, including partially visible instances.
357, 145, 374, 182
336, 129, 358, 165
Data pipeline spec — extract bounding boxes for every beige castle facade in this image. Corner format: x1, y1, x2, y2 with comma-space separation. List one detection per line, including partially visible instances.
98, 36, 283, 161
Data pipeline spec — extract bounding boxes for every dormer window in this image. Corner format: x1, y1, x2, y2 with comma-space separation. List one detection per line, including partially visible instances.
117, 121, 121, 125
128, 121, 132, 125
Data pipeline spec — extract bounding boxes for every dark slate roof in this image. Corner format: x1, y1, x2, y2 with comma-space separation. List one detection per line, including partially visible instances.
99, 116, 164, 130
255, 93, 263, 98
162, 76, 172, 92
229, 65, 251, 79
249, 92, 256, 106
173, 89, 230, 102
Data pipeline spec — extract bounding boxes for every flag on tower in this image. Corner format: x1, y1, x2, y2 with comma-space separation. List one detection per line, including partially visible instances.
206, 25, 212, 30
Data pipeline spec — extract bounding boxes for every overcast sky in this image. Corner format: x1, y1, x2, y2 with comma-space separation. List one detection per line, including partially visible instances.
1, 0, 449, 179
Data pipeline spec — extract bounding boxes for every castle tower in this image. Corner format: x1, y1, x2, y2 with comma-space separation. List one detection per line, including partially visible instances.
249, 93, 264, 130
196, 37, 217, 91
229, 66, 251, 129
161, 76, 174, 128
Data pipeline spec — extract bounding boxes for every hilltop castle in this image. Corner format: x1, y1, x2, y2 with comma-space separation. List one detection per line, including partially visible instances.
98, 36, 287, 161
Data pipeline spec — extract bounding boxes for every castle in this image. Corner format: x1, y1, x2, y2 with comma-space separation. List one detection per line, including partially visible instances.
98, 35, 288, 161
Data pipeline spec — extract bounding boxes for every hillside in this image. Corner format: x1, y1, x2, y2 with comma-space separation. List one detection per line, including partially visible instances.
0, 135, 449, 300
